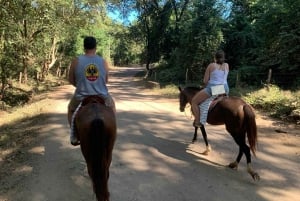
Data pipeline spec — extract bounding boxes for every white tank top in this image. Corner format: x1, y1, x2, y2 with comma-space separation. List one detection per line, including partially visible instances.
74, 55, 108, 100
208, 64, 228, 85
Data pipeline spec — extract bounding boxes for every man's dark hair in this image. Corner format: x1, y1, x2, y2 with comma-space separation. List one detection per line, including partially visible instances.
84, 36, 97, 50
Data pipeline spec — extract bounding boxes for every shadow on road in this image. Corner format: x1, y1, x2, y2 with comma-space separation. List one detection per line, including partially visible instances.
1, 66, 299, 201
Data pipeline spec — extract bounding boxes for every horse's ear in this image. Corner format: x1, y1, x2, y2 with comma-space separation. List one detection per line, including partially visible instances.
178, 86, 182, 91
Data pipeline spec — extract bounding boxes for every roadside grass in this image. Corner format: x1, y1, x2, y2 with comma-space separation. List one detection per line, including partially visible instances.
0, 98, 51, 127
242, 85, 300, 123
1, 75, 65, 109
0, 97, 52, 152
0, 76, 63, 174
145, 84, 180, 98
0, 99, 51, 182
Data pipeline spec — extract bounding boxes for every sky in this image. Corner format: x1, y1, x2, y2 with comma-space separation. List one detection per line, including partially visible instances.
107, 1, 232, 25
108, 10, 138, 25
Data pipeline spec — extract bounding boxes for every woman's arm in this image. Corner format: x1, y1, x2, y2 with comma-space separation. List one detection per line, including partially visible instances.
225, 63, 229, 72
203, 63, 213, 85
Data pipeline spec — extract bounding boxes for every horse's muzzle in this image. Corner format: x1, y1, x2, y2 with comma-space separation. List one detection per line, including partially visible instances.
179, 107, 185, 112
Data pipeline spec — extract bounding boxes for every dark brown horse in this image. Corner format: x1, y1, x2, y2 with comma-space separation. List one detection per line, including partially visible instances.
75, 96, 117, 201
178, 86, 259, 180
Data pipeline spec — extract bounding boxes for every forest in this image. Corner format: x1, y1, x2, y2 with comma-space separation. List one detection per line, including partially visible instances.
0, 0, 299, 111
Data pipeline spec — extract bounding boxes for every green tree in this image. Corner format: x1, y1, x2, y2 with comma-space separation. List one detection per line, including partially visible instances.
254, 0, 300, 71
134, 1, 173, 77
223, 0, 259, 68
166, 0, 223, 83
224, 0, 300, 87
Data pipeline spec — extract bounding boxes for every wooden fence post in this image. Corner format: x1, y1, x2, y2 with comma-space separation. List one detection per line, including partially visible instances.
265, 68, 272, 90
235, 71, 240, 88
185, 68, 189, 84
267, 68, 272, 84
19, 72, 22, 84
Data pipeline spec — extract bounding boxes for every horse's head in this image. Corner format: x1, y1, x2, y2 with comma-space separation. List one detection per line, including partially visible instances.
178, 86, 201, 112
178, 86, 188, 112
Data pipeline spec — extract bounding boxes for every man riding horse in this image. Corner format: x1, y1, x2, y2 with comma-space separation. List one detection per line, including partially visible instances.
67, 36, 116, 146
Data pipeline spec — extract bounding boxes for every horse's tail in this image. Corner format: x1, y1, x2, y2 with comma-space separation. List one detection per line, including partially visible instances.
89, 118, 109, 201
243, 104, 258, 156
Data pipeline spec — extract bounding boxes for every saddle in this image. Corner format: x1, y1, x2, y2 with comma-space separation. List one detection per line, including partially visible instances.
81, 95, 105, 106
209, 94, 227, 112
70, 95, 106, 145
200, 94, 227, 124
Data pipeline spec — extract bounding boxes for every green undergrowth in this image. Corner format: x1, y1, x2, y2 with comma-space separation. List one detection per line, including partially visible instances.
148, 81, 300, 124
0, 76, 65, 110
148, 84, 180, 98
242, 85, 300, 123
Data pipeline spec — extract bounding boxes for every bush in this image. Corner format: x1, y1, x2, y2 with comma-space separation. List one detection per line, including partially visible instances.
243, 85, 299, 122
2, 88, 31, 107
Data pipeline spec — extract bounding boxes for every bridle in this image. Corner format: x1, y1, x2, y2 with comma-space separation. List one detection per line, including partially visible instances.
180, 92, 193, 120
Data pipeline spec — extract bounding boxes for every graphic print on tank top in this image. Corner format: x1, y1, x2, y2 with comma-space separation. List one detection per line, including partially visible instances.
85, 64, 99, 81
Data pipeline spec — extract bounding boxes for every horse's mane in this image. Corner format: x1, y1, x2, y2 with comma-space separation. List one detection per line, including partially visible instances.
185, 86, 201, 90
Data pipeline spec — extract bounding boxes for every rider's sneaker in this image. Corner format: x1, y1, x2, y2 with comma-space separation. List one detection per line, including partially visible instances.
70, 135, 80, 146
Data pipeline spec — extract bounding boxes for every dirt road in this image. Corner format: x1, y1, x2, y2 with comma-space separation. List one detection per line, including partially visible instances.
0, 67, 299, 201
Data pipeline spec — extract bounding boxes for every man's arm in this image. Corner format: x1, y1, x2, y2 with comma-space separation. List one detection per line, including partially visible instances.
103, 59, 109, 83
68, 58, 78, 87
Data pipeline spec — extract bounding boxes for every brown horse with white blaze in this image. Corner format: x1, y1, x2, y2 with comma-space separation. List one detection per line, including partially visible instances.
178, 86, 259, 181
75, 96, 117, 201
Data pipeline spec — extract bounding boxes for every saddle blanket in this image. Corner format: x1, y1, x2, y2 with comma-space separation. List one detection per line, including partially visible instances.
199, 95, 217, 125
70, 102, 82, 137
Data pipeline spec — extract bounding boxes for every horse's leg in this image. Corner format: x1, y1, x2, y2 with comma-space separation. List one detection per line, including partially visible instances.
242, 143, 260, 180
192, 126, 198, 143
199, 126, 211, 155
228, 133, 244, 169
228, 139, 260, 181
228, 146, 243, 169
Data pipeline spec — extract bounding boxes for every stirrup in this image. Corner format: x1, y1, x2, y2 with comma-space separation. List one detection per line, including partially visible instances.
193, 121, 203, 128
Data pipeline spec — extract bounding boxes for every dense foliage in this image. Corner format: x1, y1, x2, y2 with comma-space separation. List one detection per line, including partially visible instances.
0, 0, 299, 106
107, 0, 300, 88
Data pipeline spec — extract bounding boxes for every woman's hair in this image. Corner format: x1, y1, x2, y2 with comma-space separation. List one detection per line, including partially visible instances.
215, 50, 225, 64
84, 36, 97, 50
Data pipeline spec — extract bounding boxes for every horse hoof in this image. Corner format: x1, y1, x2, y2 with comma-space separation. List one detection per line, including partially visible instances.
251, 172, 260, 181
207, 145, 211, 152
201, 150, 209, 155
228, 162, 238, 169
71, 141, 80, 146
201, 145, 211, 155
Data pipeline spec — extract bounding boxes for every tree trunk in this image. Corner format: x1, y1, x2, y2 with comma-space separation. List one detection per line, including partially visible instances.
22, 18, 28, 84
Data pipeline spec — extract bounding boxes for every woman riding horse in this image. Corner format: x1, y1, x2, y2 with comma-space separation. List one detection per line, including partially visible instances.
191, 50, 229, 128
179, 86, 260, 181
